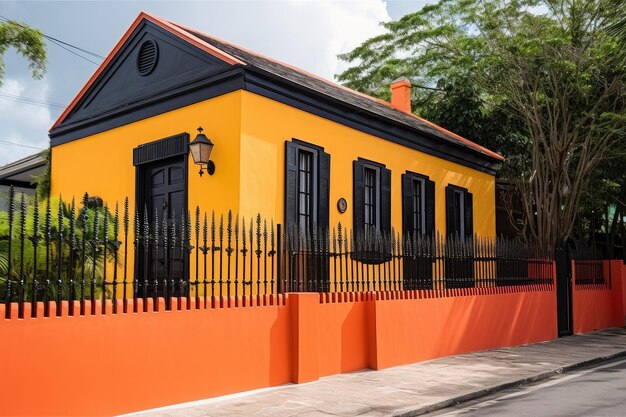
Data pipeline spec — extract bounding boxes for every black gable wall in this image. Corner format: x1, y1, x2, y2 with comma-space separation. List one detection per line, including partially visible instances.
62, 21, 232, 127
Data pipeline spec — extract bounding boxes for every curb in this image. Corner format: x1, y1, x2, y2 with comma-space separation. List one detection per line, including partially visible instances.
394, 349, 626, 416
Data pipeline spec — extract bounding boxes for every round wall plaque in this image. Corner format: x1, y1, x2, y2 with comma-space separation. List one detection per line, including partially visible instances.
337, 198, 348, 213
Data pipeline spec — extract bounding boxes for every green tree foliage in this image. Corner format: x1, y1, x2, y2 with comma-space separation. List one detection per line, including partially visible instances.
606, 0, 626, 42
0, 194, 116, 302
0, 19, 46, 86
337, 0, 626, 251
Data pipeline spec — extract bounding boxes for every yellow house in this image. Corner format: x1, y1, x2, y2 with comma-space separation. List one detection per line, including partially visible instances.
48, 12, 502, 295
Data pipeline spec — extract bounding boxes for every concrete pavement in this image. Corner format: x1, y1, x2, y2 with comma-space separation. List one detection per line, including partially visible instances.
126, 328, 626, 417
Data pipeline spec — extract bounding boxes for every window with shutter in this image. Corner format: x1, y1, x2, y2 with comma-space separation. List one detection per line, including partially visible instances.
444, 184, 474, 288
401, 171, 435, 237
445, 184, 473, 239
284, 139, 330, 234
401, 171, 435, 289
353, 158, 391, 264
353, 158, 391, 236
285, 139, 331, 290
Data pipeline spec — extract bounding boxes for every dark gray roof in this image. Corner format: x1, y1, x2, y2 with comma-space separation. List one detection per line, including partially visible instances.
183, 27, 502, 162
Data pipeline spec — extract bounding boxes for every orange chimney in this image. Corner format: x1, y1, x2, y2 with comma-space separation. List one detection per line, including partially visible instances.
390, 77, 412, 113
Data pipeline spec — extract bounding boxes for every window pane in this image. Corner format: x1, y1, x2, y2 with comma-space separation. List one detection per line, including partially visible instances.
412, 179, 423, 235
364, 167, 377, 231
297, 150, 314, 231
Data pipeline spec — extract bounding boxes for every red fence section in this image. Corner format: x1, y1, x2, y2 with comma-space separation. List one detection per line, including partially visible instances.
572, 260, 626, 333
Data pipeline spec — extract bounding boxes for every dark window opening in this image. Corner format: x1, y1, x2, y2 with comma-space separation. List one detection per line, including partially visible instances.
285, 139, 331, 290
452, 189, 465, 237
401, 172, 435, 289
353, 158, 391, 264
412, 178, 425, 236
363, 166, 378, 233
445, 184, 474, 288
297, 149, 315, 232
446, 185, 473, 239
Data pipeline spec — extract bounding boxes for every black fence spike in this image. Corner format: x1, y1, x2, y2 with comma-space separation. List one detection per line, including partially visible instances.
17, 193, 27, 319
30, 193, 40, 317
101, 205, 109, 314
202, 211, 208, 308
112, 202, 119, 314
122, 198, 129, 313
43, 196, 52, 317
4, 186, 14, 318
234, 214, 240, 300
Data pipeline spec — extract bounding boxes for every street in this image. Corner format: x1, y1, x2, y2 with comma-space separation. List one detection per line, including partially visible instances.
432, 358, 626, 416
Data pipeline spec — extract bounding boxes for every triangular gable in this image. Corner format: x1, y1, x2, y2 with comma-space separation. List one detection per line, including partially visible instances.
51, 12, 245, 131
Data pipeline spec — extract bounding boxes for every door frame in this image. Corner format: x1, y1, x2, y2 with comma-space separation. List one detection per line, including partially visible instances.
133, 132, 190, 296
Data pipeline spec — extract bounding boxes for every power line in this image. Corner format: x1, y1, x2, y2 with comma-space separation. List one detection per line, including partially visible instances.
0, 92, 66, 109
47, 37, 101, 65
0, 139, 45, 151
0, 14, 105, 65
0, 95, 63, 109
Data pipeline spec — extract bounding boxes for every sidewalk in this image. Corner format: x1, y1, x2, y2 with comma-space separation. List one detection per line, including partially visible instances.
129, 328, 626, 417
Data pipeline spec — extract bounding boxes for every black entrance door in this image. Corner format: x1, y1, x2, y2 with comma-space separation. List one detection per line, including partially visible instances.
555, 248, 573, 336
136, 155, 188, 299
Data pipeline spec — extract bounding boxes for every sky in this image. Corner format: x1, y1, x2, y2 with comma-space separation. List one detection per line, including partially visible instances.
0, 0, 431, 166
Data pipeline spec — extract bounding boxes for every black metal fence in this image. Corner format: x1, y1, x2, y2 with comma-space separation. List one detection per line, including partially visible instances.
572, 244, 609, 287
1, 189, 555, 319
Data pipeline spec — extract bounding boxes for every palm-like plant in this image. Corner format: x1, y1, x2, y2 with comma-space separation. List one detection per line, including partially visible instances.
606, 0, 626, 41
0, 193, 117, 303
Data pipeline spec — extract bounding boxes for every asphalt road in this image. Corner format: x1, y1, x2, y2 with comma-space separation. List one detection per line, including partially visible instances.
431, 358, 626, 417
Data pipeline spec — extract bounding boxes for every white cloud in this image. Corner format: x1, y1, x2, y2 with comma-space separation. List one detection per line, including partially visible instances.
170, 0, 390, 82
273, 0, 391, 81
0, 78, 52, 165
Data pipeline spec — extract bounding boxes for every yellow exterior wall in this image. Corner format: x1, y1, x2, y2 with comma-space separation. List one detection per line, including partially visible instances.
239, 91, 495, 238
50, 88, 495, 296
51, 91, 243, 216
51, 91, 242, 296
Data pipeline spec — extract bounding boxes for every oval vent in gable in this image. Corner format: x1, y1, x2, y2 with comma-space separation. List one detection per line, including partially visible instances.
137, 40, 158, 76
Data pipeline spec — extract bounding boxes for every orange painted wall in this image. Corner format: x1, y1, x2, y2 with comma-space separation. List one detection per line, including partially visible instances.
572, 260, 625, 333
317, 296, 373, 377
371, 290, 557, 370
0, 287, 567, 417
0, 298, 291, 417
573, 287, 616, 333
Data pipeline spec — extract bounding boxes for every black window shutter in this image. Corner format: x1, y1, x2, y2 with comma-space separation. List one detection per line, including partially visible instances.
425, 179, 435, 236
380, 167, 391, 234
353, 160, 365, 236
445, 185, 456, 237
284, 141, 298, 229
317, 150, 330, 232
464, 191, 473, 238
401, 174, 413, 235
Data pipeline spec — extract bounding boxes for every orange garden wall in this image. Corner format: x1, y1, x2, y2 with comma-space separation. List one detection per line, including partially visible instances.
1, 285, 561, 417
572, 260, 626, 334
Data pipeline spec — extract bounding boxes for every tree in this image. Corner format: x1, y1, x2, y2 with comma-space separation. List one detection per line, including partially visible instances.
337, 0, 626, 251
606, 0, 626, 42
0, 19, 46, 86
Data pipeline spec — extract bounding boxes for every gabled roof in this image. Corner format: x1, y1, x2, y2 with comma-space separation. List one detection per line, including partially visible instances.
50, 12, 503, 167
176, 23, 503, 162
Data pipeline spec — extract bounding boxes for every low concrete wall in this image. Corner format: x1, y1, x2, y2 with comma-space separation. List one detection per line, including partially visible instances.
572, 260, 625, 333
0, 284, 560, 417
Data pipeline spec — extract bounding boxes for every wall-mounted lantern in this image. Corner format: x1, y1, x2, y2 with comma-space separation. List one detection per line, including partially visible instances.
189, 126, 215, 176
